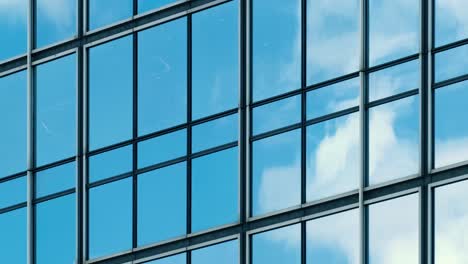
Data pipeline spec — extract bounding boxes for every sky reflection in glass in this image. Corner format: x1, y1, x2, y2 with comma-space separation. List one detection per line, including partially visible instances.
252, 224, 301, 264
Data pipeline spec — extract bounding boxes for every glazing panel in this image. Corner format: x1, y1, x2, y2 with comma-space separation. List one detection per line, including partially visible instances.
0, 0, 27, 61
252, 224, 301, 264
89, 0, 132, 30
0, 208, 26, 264
435, 44, 468, 83
435, 0, 468, 47
36, 161, 75, 198
138, 0, 178, 14
253, 95, 301, 136
138, 129, 186, 169
192, 114, 238, 153
0, 176, 26, 209
192, 240, 238, 264
89, 145, 133, 183
36, 0, 76, 47
145, 253, 186, 264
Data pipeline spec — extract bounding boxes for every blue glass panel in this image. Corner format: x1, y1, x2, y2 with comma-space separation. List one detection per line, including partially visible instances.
369, 0, 419, 66
138, 129, 186, 168
192, 114, 238, 153
252, 0, 301, 101
192, 148, 238, 232
138, 0, 177, 14
252, 224, 301, 264
307, 113, 359, 201
0, 208, 26, 264
192, 240, 238, 264
36, 54, 76, 166
0, 176, 26, 209
36, 0, 76, 47
89, 0, 133, 30
145, 253, 186, 264
0, 0, 27, 61
435, 0, 468, 47
0, 71, 27, 178
36, 194, 75, 264
369, 59, 419, 102
192, 1, 239, 119
307, 77, 359, 120
89, 145, 133, 183
253, 95, 301, 136
36, 162, 75, 198
89, 36, 133, 150
307, 0, 359, 84
368, 96, 419, 185
307, 209, 359, 264
435, 44, 468, 83
89, 178, 132, 259
435, 81, 468, 168
252, 130, 301, 216
138, 18, 187, 136
138, 162, 186, 246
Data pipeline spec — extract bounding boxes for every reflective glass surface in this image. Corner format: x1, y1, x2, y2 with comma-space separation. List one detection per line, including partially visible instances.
88, 0, 132, 30
0, 208, 26, 264
36, 54, 76, 166
368, 96, 419, 185
435, 0, 468, 47
138, 129, 186, 169
192, 147, 238, 232
138, 18, 187, 136
307, 0, 359, 84
89, 178, 132, 259
89, 36, 133, 150
368, 194, 419, 264
306, 113, 359, 201
35, 162, 75, 198
89, 145, 133, 183
36, 0, 76, 47
0, 176, 26, 209
252, 224, 301, 264
252, 0, 301, 101
192, 1, 238, 119
252, 130, 301, 216
138, 162, 186, 246
138, 0, 178, 14
0, 71, 27, 178
192, 114, 238, 153
191, 240, 238, 264
146, 253, 186, 264
434, 44, 468, 83
306, 209, 359, 264
0, 0, 27, 61
253, 95, 301, 136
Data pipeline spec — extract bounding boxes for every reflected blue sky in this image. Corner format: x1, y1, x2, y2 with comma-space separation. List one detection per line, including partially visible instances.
146, 253, 186, 264
35, 161, 75, 198
192, 240, 238, 264
89, 145, 133, 183
253, 95, 301, 136
0, 208, 27, 264
36, 0, 76, 48
252, 224, 300, 264
192, 114, 238, 153
138, 0, 178, 14
138, 129, 186, 169
89, 0, 132, 30
435, 0, 468, 47
0, 176, 26, 209
435, 43, 468, 83
0, 0, 27, 61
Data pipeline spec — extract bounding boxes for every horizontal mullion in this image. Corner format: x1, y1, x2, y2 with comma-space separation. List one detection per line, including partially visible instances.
34, 188, 76, 204
33, 156, 77, 173
305, 106, 360, 127
0, 172, 27, 184
0, 202, 28, 215
433, 73, 468, 89
367, 53, 420, 74
367, 88, 419, 108
251, 123, 302, 142
432, 37, 468, 54
87, 171, 133, 189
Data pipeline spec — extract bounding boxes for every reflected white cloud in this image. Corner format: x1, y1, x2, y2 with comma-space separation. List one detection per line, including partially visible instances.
0, 0, 26, 23
437, 0, 468, 42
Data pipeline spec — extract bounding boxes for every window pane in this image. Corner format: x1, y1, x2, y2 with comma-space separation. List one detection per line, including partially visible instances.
36, 194, 75, 264
368, 194, 419, 264
36, 0, 76, 47
145, 253, 186, 264
434, 44, 468, 83
306, 113, 359, 201
138, 18, 187, 136
434, 180, 468, 263
138, 129, 186, 169
192, 1, 239, 119
0, 71, 27, 178
0, 208, 26, 264
252, 130, 301, 216
89, 178, 132, 259
192, 148, 238, 232
138, 0, 177, 14
306, 209, 359, 264
36, 162, 75, 198
369, 59, 419, 102
192, 240, 238, 264
138, 162, 186, 246
192, 114, 238, 153
0, 176, 26, 209
435, 81, 468, 168
369, 0, 419, 66
89, 36, 133, 150
306, 77, 359, 120
435, 0, 468, 47
253, 95, 301, 136
0, 0, 27, 61
252, 224, 301, 264
36, 54, 76, 166
307, 0, 359, 84
89, 145, 133, 183
368, 96, 419, 185
252, 0, 301, 101
89, 0, 132, 30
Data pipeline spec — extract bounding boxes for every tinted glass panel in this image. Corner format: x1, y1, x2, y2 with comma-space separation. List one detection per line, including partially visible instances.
192, 1, 239, 119
0, 0, 27, 61
138, 0, 177, 14
36, 54, 76, 166
368, 194, 419, 263
89, 0, 132, 30
252, 0, 301, 101
306, 209, 359, 264
369, 0, 419, 66
252, 130, 301, 216
192, 240, 238, 264
0, 208, 26, 264
435, 81, 468, 168
0, 71, 26, 178
36, 194, 75, 264
36, 0, 76, 47
145, 253, 186, 264
89, 36, 133, 150
89, 178, 132, 259
192, 114, 238, 153
0, 176, 26, 209
435, 0, 468, 47
252, 224, 301, 264
138, 129, 186, 169
368, 96, 419, 185
434, 44, 468, 83
192, 148, 238, 232
138, 162, 186, 246
307, 113, 359, 201
253, 95, 301, 136
36, 162, 75, 198
307, 0, 359, 84
89, 145, 132, 183
138, 18, 187, 136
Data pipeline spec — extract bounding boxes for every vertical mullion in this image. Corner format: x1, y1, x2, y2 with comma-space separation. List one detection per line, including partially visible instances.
246, 0, 253, 220
82, 43, 90, 263
187, 13, 193, 238
300, 0, 307, 263
132, 31, 138, 251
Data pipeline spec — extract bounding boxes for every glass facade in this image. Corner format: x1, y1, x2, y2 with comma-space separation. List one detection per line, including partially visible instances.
1, 0, 468, 263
